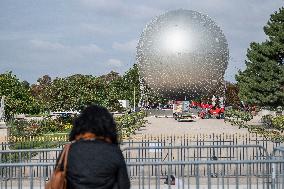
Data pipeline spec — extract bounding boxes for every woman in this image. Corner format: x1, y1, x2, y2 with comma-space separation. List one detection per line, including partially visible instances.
66, 104, 130, 189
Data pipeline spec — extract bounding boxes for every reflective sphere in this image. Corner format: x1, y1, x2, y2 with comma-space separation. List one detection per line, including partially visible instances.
137, 9, 229, 99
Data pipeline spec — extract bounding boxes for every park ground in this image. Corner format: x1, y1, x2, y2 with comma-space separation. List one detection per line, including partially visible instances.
131, 115, 262, 139
0, 114, 263, 143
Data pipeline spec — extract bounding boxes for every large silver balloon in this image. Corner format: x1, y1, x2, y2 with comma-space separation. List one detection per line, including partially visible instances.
137, 9, 229, 100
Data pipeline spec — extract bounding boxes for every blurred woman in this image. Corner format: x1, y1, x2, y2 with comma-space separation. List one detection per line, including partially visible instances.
66, 104, 130, 189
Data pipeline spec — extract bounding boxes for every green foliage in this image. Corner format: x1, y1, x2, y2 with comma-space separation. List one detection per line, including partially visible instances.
32, 74, 123, 112
30, 75, 52, 111
225, 109, 284, 142
0, 72, 40, 119
236, 7, 284, 107
8, 117, 73, 138
1, 64, 146, 116
7, 111, 147, 149
108, 64, 141, 107
225, 109, 253, 122
30, 65, 141, 112
272, 115, 284, 131
45, 74, 100, 111
225, 82, 240, 107
115, 111, 147, 140
261, 115, 274, 127
262, 115, 284, 131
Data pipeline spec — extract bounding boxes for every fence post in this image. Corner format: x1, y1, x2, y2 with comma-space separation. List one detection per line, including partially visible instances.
271, 160, 276, 189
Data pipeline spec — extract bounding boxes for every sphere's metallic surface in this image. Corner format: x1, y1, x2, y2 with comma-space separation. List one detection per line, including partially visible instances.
137, 9, 229, 99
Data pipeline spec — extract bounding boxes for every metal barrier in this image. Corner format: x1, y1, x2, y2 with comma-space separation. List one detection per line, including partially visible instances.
1, 145, 269, 163
122, 145, 269, 162
127, 160, 284, 189
0, 162, 53, 189
272, 147, 284, 159
3, 133, 282, 151
0, 148, 62, 163
271, 147, 284, 188
0, 144, 283, 188
0, 159, 284, 189
120, 134, 282, 151
122, 145, 270, 177
0, 145, 277, 179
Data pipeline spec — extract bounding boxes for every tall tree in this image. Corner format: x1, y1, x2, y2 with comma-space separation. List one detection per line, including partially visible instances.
225, 81, 240, 107
121, 64, 140, 107
31, 75, 52, 111
236, 7, 284, 107
0, 72, 39, 119
45, 74, 99, 111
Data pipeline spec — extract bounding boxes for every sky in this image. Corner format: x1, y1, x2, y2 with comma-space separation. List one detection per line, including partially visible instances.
0, 0, 283, 84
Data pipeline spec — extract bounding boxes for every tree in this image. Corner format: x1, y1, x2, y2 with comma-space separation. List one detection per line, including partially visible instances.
107, 64, 141, 108
22, 80, 30, 89
121, 64, 141, 107
45, 74, 98, 111
225, 82, 240, 107
98, 71, 121, 84
31, 75, 52, 111
0, 72, 40, 119
42, 74, 121, 112
236, 7, 284, 107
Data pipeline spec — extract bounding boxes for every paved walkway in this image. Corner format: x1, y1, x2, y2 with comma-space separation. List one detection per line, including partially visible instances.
133, 116, 251, 138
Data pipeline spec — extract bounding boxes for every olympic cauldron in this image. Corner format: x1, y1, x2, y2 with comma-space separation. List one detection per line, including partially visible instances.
136, 9, 229, 100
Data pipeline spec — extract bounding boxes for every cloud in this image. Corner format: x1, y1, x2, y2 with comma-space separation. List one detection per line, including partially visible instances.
30, 40, 65, 51
106, 58, 124, 67
112, 40, 137, 53
30, 39, 104, 54
80, 23, 113, 35
78, 0, 161, 19
79, 44, 105, 54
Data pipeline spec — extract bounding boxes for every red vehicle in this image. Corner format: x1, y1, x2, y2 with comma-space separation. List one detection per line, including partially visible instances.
198, 106, 225, 119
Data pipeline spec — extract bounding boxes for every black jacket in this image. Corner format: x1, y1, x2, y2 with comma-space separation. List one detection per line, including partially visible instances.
65, 139, 130, 189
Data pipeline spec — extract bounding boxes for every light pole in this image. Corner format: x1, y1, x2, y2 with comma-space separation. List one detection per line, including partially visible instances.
133, 87, 136, 112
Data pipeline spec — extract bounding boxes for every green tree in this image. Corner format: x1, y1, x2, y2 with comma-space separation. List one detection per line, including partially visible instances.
122, 64, 141, 107
225, 82, 240, 107
31, 75, 52, 111
0, 72, 40, 119
45, 74, 98, 111
107, 64, 141, 108
236, 7, 284, 107
43, 74, 121, 112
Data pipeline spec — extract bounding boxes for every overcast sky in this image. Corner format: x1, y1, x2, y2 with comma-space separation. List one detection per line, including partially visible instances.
0, 0, 283, 84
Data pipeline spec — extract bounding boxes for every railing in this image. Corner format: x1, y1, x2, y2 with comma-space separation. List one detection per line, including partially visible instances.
122, 145, 269, 162
0, 148, 62, 163
0, 141, 284, 188
0, 159, 284, 189
2, 133, 283, 151
0, 145, 269, 163
120, 133, 283, 150
122, 145, 270, 177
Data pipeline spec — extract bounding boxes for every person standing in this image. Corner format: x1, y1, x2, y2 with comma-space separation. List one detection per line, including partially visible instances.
64, 105, 130, 189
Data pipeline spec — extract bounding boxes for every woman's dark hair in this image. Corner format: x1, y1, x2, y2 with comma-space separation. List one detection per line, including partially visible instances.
69, 104, 118, 144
